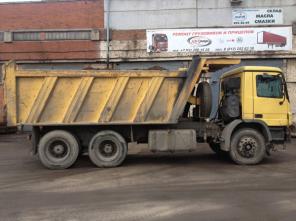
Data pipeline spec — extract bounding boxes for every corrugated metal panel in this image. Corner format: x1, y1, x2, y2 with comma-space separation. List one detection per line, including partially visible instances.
45, 31, 91, 40
13, 32, 40, 41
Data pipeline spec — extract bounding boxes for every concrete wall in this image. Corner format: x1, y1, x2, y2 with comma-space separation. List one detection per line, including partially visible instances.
105, 0, 197, 29
106, 0, 296, 29
197, 0, 296, 27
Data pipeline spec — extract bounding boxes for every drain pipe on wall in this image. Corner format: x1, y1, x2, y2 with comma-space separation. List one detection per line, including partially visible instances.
106, 0, 111, 69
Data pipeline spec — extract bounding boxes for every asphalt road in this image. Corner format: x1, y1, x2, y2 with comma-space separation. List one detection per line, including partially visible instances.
0, 134, 296, 221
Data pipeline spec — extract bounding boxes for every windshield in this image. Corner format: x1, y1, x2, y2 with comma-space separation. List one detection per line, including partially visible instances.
256, 74, 283, 98
155, 35, 168, 42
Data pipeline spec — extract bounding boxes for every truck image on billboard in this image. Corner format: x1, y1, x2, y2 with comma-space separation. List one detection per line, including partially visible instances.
148, 33, 168, 52
257, 31, 287, 48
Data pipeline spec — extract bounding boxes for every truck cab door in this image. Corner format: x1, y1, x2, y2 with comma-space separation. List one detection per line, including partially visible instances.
252, 72, 289, 126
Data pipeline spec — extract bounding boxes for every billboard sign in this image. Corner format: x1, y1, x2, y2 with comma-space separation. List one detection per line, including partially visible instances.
232, 8, 283, 26
146, 27, 292, 53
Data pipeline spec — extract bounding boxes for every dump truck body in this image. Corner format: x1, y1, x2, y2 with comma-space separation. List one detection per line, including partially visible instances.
4, 57, 214, 126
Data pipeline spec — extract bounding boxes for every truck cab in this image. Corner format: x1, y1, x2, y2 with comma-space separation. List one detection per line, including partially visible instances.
149, 33, 168, 52
216, 66, 291, 164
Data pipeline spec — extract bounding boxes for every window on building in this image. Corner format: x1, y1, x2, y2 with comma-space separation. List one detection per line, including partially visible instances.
13, 32, 41, 41
45, 31, 91, 40
256, 74, 283, 98
5, 30, 93, 42
0, 32, 3, 41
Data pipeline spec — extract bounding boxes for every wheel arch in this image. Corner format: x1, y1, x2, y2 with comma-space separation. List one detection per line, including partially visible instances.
220, 119, 272, 151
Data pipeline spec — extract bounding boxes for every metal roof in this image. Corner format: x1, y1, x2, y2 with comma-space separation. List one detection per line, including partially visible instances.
222, 66, 283, 77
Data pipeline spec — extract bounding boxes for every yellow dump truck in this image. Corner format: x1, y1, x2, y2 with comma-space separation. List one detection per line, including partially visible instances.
3, 56, 292, 169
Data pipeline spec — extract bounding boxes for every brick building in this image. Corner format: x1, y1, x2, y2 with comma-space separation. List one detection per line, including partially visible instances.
0, 0, 296, 125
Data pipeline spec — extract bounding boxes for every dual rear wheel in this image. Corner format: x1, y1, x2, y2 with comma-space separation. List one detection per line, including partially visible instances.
38, 130, 127, 170
88, 131, 128, 168
38, 130, 80, 170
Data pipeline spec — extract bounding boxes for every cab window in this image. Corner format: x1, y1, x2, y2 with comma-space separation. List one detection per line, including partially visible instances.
155, 35, 167, 42
256, 74, 283, 98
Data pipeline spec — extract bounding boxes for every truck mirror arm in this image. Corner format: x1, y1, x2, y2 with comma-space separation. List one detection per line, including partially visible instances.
279, 73, 289, 105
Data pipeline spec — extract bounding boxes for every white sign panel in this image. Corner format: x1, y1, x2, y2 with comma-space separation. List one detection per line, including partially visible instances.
146, 27, 292, 53
232, 8, 283, 25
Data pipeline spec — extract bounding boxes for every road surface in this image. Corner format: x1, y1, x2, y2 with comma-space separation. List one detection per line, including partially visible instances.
0, 134, 295, 221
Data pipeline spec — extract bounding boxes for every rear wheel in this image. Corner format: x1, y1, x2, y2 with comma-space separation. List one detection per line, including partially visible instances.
88, 130, 127, 168
38, 130, 80, 169
230, 128, 266, 165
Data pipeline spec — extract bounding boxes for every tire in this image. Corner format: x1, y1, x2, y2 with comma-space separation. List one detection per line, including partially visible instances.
38, 130, 80, 170
208, 141, 229, 157
197, 82, 212, 118
230, 128, 266, 165
88, 130, 127, 168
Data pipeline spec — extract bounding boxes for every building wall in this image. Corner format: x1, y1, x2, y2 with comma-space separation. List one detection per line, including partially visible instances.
0, 0, 104, 62
0, 0, 104, 30
101, 0, 296, 62
197, 0, 296, 27
105, 0, 197, 29
286, 59, 296, 124
106, 0, 296, 29
0, 0, 295, 63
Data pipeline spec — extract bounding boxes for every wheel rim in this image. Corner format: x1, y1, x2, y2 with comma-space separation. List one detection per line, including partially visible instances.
237, 136, 258, 158
99, 140, 118, 158
45, 139, 70, 162
92, 137, 121, 162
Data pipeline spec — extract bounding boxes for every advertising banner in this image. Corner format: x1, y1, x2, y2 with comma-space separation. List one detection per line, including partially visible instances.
232, 8, 283, 26
146, 27, 292, 53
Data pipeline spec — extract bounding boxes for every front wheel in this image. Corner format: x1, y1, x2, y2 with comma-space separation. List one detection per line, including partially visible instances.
230, 128, 266, 165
